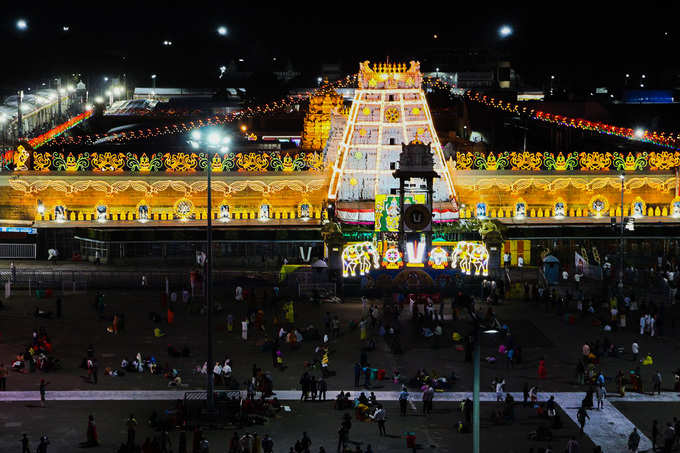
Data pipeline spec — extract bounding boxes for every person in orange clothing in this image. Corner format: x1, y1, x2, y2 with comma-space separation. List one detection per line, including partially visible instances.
167, 308, 175, 325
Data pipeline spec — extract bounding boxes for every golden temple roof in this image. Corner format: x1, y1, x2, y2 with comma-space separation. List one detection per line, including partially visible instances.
358, 60, 422, 89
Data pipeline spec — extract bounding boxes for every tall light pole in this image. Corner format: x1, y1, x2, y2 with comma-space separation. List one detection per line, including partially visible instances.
188, 128, 231, 413
619, 173, 625, 292
151, 74, 157, 99
468, 301, 498, 453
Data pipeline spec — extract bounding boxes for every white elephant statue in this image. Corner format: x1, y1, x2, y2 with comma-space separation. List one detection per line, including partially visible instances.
450, 241, 489, 276
342, 242, 380, 277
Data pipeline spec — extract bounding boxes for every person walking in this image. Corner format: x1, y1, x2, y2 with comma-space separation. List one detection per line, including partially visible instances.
241, 318, 249, 342
371, 405, 386, 436
318, 377, 327, 401
654, 370, 662, 395
39, 379, 49, 407
0, 362, 7, 390
21, 434, 30, 453
596, 384, 605, 410
92, 358, 98, 385
37, 436, 49, 453
310, 376, 318, 401
628, 428, 641, 452
632, 341, 639, 362
422, 385, 434, 415
81, 414, 99, 447
577, 405, 589, 435
399, 386, 409, 416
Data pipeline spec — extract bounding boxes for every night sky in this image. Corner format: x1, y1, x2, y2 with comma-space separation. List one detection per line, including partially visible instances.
2, 3, 678, 93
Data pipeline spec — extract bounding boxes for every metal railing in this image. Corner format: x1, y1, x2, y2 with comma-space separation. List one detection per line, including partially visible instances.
0, 243, 36, 259
0, 268, 280, 292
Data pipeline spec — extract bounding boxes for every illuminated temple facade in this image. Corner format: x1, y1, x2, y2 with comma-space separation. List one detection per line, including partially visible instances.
0, 60, 679, 264
327, 61, 458, 225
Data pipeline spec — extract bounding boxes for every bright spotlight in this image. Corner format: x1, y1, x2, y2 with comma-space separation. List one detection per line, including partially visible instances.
190, 141, 200, 149
217, 26, 227, 36
191, 130, 201, 141
222, 136, 231, 144
207, 132, 221, 146
84, 104, 92, 111
634, 128, 645, 138
499, 25, 513, 38
94, 96, 104, 103
16, 19, 27, 30
240, 125, 247, 132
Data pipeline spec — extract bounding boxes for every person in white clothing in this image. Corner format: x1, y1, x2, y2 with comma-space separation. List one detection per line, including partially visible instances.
650, 316, 656, 337
632, 342, 639, 362
562, 270, 569, 281
495, 379, 505, 401
518, 256, 524, 267
241, 319, 248, 341
640, 314, 646, 335
235, 286, 243, 302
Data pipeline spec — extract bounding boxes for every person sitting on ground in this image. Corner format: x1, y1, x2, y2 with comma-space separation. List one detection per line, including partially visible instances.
358, 392, 369, 406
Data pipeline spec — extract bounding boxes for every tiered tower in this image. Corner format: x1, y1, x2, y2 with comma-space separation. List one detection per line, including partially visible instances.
327, 61, 457, 225
301, 82, 344, 151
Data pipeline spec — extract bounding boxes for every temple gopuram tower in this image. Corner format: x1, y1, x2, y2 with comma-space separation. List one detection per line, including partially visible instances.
301, 82, 344, 151
327, 61, 457, 225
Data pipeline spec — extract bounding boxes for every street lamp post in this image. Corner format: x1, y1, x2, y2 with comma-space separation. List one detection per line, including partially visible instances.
619, 174, 625, 291
188, 128, 231, 413
467, 298, 498, 453
473, 325, 480, 453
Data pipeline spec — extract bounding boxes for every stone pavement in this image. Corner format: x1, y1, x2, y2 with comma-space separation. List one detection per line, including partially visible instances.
1, 389, 674, 452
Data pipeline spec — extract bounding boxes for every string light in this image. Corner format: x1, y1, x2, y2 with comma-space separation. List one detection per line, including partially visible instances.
22, 72, 679, 152
423, 76, 680, 150
39, 75, 357, 149
27, 110, 93, 149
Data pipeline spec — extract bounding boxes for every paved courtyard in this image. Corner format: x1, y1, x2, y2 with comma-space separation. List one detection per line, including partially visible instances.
1, 272, 680, 452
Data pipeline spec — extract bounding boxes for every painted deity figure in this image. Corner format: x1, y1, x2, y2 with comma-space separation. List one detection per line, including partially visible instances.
554, 202, 565, 217
633, 202, 644, 217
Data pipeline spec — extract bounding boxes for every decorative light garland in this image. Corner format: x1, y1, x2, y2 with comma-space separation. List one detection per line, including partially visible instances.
39, 75, 358, 148
424, 77, 680, 150
27, 110, 93, 149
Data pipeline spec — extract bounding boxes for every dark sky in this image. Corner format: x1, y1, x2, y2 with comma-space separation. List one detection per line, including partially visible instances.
2, 2, 677, 93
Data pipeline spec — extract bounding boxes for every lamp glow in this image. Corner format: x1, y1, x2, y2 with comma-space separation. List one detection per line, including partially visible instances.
207, 132, 221, 146
499, 25, 513, 38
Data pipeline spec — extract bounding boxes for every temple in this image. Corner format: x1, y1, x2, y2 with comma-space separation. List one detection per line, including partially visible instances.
327, 61, 457, 225
0, 60, 678, 272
